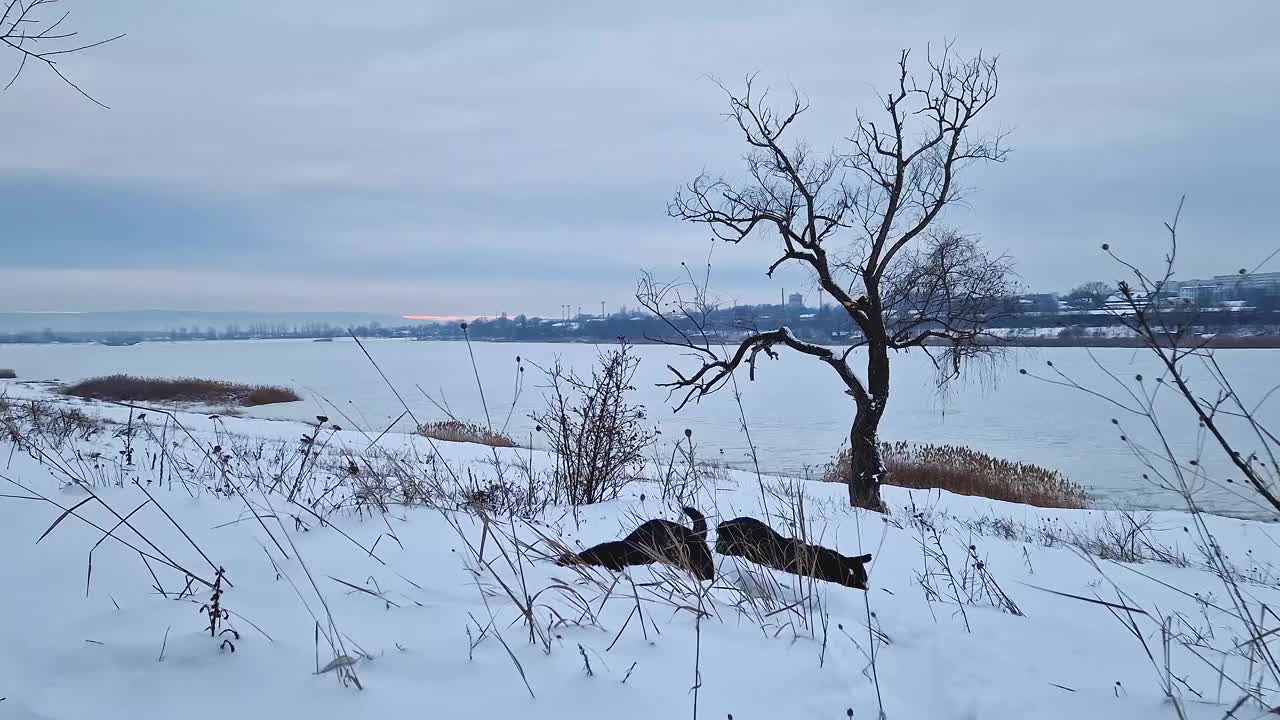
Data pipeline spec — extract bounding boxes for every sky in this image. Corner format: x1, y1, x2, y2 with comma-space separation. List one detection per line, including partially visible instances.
1, 1, 1277, 318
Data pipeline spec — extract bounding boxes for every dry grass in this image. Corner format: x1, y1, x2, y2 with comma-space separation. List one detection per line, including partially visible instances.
416, 419, 516, 448
1, 396, 105, 446
0, 368, 15, 379
61, 374, 301, 407
826, 441, 1089, 509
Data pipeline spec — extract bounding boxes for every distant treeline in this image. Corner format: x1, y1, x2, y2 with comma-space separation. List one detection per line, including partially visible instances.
3, 303, 1279, 346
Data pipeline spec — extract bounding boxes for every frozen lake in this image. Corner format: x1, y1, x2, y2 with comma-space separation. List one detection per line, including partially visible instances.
3, 338, 1277, 518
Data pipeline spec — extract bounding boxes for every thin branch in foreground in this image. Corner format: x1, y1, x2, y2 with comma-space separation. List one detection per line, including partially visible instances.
1, 0, 123, 107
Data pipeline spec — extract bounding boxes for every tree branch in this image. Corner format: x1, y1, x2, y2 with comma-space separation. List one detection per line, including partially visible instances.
1, 0, 122, 107
658, 326, 868, 412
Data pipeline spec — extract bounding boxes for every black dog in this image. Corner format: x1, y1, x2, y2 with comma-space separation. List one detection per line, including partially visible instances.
556, 507, 714, 581
715, 516, 872, 590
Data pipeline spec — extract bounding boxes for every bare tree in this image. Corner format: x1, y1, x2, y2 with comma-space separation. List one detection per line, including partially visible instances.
639, 44, 1016, 511
1065, 280, 1116, 309
2, 0, 123, 107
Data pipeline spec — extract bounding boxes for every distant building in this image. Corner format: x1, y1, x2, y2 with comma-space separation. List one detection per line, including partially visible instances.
1170, 272, 1280, 304
1100, 292, 1177, 313
1178, 284, 1224, 305
787, 292, 804, 308
1215, 271, 1280, 292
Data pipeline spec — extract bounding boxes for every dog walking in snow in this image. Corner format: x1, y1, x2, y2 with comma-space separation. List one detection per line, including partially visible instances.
715, 516, 872, 590
555, 506, 715, 581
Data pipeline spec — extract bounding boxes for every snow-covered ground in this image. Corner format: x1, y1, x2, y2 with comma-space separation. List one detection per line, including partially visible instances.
3, 380, 1280, 719
987, 326, 1140, 339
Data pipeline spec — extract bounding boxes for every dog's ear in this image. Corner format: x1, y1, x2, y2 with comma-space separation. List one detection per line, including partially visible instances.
855, 553, 872, 563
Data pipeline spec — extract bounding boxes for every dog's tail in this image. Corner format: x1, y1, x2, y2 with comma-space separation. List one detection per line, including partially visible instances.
855, 553, 872, 563
681, 507, 708, 539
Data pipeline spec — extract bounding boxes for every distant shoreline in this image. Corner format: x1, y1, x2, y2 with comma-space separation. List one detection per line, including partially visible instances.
5, 334, 1280, 350
974, 335, 1280, 349
452, 335, 1280, 350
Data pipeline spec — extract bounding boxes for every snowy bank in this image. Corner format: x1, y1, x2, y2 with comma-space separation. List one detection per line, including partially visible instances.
2, 381, 1279, 719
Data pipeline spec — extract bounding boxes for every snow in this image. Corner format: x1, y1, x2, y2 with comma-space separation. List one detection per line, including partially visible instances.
3, 381, 1280, 719
986, 326, 1140, 339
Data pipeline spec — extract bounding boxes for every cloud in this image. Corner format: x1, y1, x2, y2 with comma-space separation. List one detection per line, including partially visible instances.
2, 0, 1277, 314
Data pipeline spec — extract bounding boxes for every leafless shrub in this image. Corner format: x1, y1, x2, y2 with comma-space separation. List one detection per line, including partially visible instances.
530, 342, 657, 506
829, 442, 1088, 509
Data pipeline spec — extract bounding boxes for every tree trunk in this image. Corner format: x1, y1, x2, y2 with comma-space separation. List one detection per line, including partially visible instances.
848, 340, 890, 512
847, 403, 887, 512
